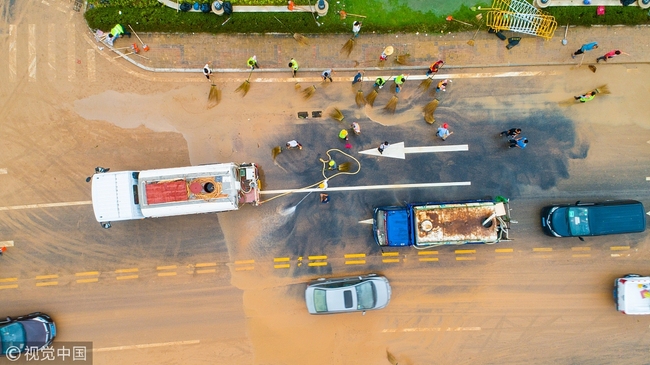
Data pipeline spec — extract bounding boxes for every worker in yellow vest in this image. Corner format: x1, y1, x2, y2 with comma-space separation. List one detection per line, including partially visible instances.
110, 24, 131, 40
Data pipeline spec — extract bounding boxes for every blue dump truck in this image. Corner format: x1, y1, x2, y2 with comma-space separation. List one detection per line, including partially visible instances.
373, 198, 513, 249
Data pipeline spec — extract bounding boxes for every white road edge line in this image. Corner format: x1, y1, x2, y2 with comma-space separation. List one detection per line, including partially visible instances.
0, 201, 92, 211
261, 181, 471, 195
93, 339, 200, 352
48, 24, 56, 81
9, 25, 16, 82
0, 169, 7, 174
28, 24, 36, 82
382, 327, 481, 333
0, 241, 14, 247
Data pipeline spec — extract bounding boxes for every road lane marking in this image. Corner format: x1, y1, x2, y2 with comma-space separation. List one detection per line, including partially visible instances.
195, 262, 217, 268
381, 252, 399, 257
417, 251, 438, 255
572, 247, 591, 251
456, 256, 476, 261
345, 260, 366, 265
308, 262, 328, 267
77, 278, 98, 284
610, 246, 630, 251
76, 271, 99, 276
0, 240, 14, 247
344, 253, 366, 258
0, 284, 18, 290
115, 268, 138, 273
158, 272, 177, 277
196, 269, 216, 274
495, 248, 513, 253
9, 25, 16, 82
36, 281, 58, 287
48, 24, 56, 81
94, 340, 200, 352
419, 257, 439, 262
273, 257, 290, 262
308, 255, 327, 260
382, 259, 400, 263
0, 277, 18, 283
68, 23, 76, 81
116, 275, 138, 280
533, 247, 553, 252
28, 24, 36, 81
87, 48, 96, 82
382, 327, 481, 333
0, 200, 92, 211
274, 264, 291, 269
36, 274, 58, 280
455, 249, 475, 254
261, 181, 471, 195
234, 260, 255, 265
359, 142, 468, 159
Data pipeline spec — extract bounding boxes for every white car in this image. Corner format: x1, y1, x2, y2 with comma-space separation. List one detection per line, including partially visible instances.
305, 274, 391, 315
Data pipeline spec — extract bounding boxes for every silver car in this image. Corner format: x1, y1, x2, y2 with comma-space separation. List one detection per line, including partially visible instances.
305, 274, 391, 315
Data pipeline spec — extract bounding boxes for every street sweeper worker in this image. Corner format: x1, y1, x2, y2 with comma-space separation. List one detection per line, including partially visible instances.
351, 122, 361, 135
110, 24, 131, 40
374, 77, 386, 89
575, 91, 596, 103
247, 56, 259, 70
339, 129, 349, 141
427, 60, 444, 76
352, 21, 362, 37
394, 74, 407, 93
328, 160, 337, 170
289, 58, 299, 77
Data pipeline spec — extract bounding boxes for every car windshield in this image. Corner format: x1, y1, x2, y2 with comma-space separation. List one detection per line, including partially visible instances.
0, 322, 26, 355
313, 289, 328, 313
356, 282, 377, 310
568, 207, 590, 236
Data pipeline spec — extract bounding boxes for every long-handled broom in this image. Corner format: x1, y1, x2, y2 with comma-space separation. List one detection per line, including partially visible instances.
418, 77, 433, 91
341, 38, 355, 57
423, 99, 439, 124
338, 162, 351, 172
394, 53, 411, 65
208, 83, 221, 109
272, 146, 283, 161
365, 89, 378, 107
384, 95, 399, 114
302, 85, 317, 100
330, 108, 344, 122
355, 82, 365, 107
235, 69, 253, 97
273, 16, 308, 46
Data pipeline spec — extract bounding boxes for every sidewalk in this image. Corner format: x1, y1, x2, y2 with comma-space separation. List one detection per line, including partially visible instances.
107, 25, 650, 77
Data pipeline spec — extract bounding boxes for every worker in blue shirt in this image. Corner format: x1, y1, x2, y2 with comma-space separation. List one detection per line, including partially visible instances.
572, 42, 598, 58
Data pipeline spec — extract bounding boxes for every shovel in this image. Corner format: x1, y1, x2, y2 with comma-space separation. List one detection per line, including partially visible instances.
467, 22, 482, 46
128, 25, 149, 51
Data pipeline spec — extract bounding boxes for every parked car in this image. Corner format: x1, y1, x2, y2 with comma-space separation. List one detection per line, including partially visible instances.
0, 312, 56, 356
305, 274, 391, 315
541, 200, 646, 239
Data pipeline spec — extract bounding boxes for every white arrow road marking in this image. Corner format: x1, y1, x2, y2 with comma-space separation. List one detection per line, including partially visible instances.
358, 219, 374, 225
359, 142, 468, 159
262, 181, 470, 195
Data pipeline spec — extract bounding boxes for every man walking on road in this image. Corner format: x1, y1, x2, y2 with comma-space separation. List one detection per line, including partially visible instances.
352, 71, 364, 85
572, 42, 598, 58
437, 123, 452, 141
289, 58, 299, 77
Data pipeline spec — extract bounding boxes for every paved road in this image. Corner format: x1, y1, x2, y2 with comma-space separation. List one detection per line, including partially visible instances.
2, 0, 650, 364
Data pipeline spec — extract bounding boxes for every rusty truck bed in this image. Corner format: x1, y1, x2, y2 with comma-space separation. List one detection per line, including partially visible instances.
413, 202, 499, 246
